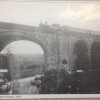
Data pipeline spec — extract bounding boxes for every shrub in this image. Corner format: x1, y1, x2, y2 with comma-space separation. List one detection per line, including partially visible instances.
41, 67, 73, 94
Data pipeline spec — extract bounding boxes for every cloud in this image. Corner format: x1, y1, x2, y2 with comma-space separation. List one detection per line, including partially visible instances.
59, 3, 100, 31
59, 4, 100, 21
0, 2, 100, 31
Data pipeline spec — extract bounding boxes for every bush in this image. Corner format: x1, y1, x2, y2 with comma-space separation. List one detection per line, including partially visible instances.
41, 68, 58, 94
41, 68, 73, 94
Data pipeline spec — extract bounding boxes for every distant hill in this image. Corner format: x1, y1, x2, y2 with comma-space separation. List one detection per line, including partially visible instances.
14, 53, 44, 65
8, 53, 44, 78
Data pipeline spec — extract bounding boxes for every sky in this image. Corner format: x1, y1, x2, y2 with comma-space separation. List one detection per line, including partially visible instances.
0, 1, 100, 31
1, 40, 44, 55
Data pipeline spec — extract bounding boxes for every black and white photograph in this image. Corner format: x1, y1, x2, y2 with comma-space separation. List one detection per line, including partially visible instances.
0, 0, 99, 96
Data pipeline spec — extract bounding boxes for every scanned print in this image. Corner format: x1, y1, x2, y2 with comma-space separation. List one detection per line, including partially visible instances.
0, 0, 100, 98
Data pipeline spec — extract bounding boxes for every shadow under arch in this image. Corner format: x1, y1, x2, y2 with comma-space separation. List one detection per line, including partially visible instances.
91, 41, 100, 70
90, 41, 100, 92
73, 40, 90, 93
74, 40, 89, 71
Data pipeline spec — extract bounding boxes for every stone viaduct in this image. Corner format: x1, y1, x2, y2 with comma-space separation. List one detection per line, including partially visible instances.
0, 22, 100, 79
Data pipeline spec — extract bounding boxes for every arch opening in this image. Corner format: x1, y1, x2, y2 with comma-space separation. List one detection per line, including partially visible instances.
90, 41, 100, 90
91, 41, 100, 70
74, 40, 89, 71
0, 40, 45, 80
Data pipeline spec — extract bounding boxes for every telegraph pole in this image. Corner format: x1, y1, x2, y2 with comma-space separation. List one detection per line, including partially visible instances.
57, 34, 60, 69
67, 32, 70, 73
57, 32, 60, 90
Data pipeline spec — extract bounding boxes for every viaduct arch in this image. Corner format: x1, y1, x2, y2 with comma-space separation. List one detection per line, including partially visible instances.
0, 22, 100, 81
0, 31, 47, 80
